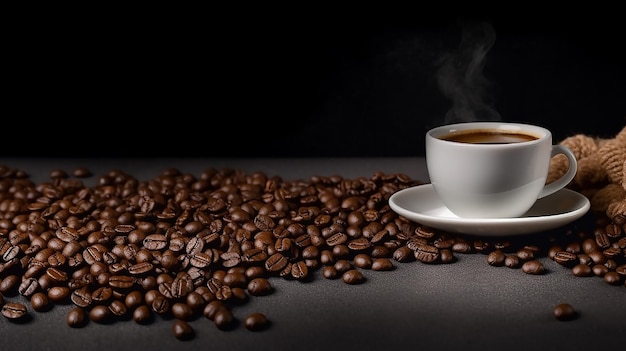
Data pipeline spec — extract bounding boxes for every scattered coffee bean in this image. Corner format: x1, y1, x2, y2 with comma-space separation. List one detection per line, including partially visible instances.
185, 292, 205, 311
214, 308, 235, 330
203, 300, 226, 320
172, 319, 195, 341
247, 278, 272, 296
244, 312, 270, 331
353, 254, 373, 269
522, 260, 547, 275
439, 249, 455, 264
553, 303, 578, 321
603, 271, 622, 286
125, 290, 144, 310
371, 258, 394, 271
67, 307, 87, 328
592, 264, 609, 277
334, 259, 353, 273
133, 305, 152, 324
342, 269, 365, 285
171, 302, 193, 321
48, 286, 71, 303
2, 302, 27, 320
487, 250, 505, 267
516, 248, 535, 261
109, 300, 128, 317
504, 255, 521, 268
0, 275, 19, 295
414, 244, 440, 263
72, 167, 92, 178
322, 266, 339, 279
572, 264, 593, 277
30, 292, 50, 312
89, 305, 111, 324
393, 246, 415, 263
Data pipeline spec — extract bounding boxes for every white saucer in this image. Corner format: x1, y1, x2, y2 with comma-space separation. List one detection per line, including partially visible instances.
388, 184, 590, 236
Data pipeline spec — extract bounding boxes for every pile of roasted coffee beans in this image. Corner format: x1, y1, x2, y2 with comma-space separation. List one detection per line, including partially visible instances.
0, 165, 624, 340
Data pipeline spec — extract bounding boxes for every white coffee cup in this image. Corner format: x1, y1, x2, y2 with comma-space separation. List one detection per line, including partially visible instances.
426, 122, 577, 218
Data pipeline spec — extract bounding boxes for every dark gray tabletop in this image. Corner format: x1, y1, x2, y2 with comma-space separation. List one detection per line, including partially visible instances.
1, 158, 624, 351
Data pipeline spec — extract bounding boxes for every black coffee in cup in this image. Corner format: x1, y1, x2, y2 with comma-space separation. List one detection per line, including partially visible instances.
439, 129, 539, 144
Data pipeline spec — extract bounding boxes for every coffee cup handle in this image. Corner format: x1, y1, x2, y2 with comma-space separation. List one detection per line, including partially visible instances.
538, 145, 577, 199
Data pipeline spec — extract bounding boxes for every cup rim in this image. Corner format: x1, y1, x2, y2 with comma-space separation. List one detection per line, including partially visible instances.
427, 122, 550, 146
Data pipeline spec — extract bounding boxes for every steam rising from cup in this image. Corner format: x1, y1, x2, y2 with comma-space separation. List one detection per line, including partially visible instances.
437, 21, 500, 123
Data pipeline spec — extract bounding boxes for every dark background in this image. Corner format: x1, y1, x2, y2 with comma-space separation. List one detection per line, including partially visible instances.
5, 8, 625, 158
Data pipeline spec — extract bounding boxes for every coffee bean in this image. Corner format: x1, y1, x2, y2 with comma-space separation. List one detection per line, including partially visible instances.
332, 244, 351, 259
124, 290, 144, 309
370, 245, 391, 258
504, 255, 521, 268
72, 167, 92, 178
89, 305, 111, 324
522, 260, 547, 275
18, 277, 39, 297
415, 225, 436, 239
171, 302, 193, 321
322, 265, 339, 279
603, 271, 622, 286
439, 249, 455, 264
414, 244, 440, 263
451, 241, 472, 254
220, 272, 245, 289
516, 248, 535, 261
143, 234, 168, 251
592, 264, 609, 277
393, 246, 415, 263
203, 300, 226, 320
594, 229, 611, 249
109, 300, 128, 317
334, 259, 352, 273
214, 308, 235, 330
348, 237, 372, 252
244, 312, 270, 331
473, 240, 491, 253
55, 226, 80, 242
1, 244, 20, 262
371, 258, 394, 271
1, 302, 27, 320
46, 267, 68, 283
30, 292, 50, 312
552, 251, 578, 267
91, 286, 113, 304
572, 264, 593, 277
0, 274, 19, 295
151, 294, 171, 314
553, 303, 577, 321
186, 291, 205, 311
290, 261, 309, 280
487, 250, 505, 267
71, 286, 93, 308
128, 262, 154, 275
48, 286, 71, 303
265, 252, 288, 273
133, 305, 153, 324
342, 269, 365, 285
353, 254, 373, 269
172, 319, 195, 340
67, 307, 87, 328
